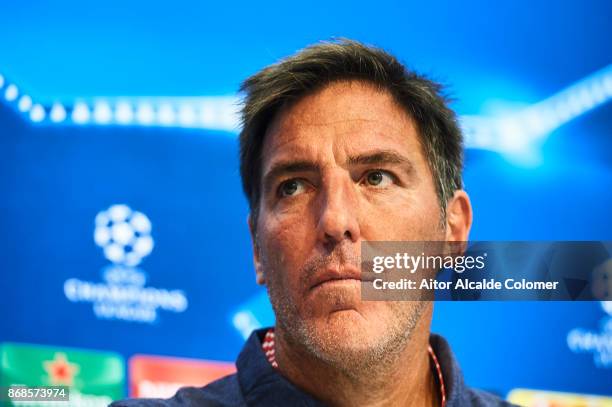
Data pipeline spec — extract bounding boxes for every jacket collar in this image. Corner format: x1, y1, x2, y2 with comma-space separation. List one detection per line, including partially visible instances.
236, 328, 469, 406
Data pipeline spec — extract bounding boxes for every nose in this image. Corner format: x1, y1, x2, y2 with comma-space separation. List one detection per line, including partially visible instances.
316, 172, 360, 248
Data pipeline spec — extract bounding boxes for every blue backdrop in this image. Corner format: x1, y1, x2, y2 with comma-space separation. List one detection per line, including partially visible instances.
1, 0, 611, 399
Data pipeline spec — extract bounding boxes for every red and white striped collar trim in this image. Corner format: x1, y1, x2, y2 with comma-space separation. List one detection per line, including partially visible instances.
428, 342, 447, 407
262, 329, 278, 368
262, 328, 446, 407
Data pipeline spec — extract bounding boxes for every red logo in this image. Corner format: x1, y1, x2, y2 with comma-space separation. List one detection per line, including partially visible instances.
129, 355, 235, 398
43, 353, 80, 386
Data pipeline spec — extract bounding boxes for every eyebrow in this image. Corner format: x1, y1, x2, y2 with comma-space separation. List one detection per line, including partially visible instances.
262, 150, 415, 193
347, 150, 414, 170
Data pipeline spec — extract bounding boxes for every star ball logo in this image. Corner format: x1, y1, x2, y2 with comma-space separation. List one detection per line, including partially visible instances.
64, 204, 188, 324
94, 204, 154, 267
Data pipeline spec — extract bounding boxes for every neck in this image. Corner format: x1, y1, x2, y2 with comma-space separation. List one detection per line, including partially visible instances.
273, 307, 439, 407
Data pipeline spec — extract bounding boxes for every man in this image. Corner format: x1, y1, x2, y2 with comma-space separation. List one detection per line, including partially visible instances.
113, 40, 514, 406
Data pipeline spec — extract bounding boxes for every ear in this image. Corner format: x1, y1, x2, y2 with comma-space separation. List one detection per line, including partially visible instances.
444, 190, 473, 242
248, 214, 266, 285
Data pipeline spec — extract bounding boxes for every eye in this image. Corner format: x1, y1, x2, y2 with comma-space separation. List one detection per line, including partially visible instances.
278, 179, 307, 197
363, 170, 394, 187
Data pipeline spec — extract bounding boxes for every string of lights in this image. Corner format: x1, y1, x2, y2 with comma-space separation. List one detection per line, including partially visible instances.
1, 65, 611, 156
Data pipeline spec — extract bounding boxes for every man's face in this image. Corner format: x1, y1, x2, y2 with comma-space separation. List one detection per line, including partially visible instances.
252, 80, 447, 370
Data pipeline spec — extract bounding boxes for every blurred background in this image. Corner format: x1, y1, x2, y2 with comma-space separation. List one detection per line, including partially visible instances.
0, 0, 611, 405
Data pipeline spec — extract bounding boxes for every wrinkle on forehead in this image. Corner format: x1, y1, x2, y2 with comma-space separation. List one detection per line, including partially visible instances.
267, 81, 413, 133
261, 81, 421, 173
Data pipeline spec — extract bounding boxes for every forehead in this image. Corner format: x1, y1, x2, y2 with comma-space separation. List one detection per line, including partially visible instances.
262, 81, 421, 162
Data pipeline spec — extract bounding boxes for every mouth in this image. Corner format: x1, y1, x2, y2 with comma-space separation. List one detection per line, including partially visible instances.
311, 277, 361, 290
309, 268, 376, 291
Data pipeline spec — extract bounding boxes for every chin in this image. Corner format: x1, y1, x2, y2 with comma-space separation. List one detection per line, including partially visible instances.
308, 308, 386, 350
297, 316, 395, 374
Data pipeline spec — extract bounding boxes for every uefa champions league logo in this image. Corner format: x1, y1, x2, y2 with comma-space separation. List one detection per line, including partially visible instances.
94, 204, 154, 267
64, 204, 188, 323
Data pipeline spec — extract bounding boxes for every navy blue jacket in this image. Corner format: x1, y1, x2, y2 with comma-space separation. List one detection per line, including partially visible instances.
111, 328, 515, 406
